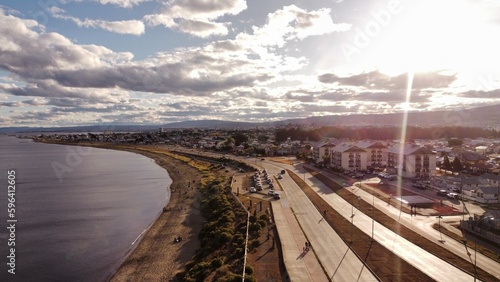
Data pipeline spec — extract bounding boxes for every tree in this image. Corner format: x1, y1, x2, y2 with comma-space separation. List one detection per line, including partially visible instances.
257, 135, 269, 143
452, 157, 463, 172
442, 155, 452, 171
448, 138, 463, 147
322, 153, 331, 167
231, 133, 248, 146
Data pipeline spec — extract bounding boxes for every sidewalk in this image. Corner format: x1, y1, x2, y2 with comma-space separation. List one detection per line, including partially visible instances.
271, 201, 328, 282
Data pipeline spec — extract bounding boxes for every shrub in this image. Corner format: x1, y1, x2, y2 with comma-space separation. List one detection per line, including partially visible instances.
249, 222, 262, 233
257, 219, 267, 228
211, 257, 223, 269
187, 262, 211, 281
250, 239, 260, 249
259, 214, 269, 221
244, 265, 254, 275
249, 215, 257, 223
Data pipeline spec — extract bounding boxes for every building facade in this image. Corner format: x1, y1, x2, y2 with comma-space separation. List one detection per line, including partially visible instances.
387, 144, 436, 178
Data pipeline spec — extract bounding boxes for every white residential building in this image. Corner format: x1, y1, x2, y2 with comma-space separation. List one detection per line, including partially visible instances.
357, 141, 388, 169
312, 138, 340, 164
387, 144, 436, 178
331, 144, 368, 171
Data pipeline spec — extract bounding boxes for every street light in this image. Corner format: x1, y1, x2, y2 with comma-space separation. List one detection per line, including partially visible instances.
461, 238, 477, 282
372, 183, 375, 241
436, 215, 444, 243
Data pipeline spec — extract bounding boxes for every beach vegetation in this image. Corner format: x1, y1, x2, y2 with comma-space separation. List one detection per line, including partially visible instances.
182, 175, 254, 281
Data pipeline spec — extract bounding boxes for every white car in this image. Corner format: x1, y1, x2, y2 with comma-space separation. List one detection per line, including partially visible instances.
268, 189, 275, 195
249, 187, 257, 193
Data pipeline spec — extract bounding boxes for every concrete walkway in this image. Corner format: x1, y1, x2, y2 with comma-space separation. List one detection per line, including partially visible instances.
272, 201, 328, 282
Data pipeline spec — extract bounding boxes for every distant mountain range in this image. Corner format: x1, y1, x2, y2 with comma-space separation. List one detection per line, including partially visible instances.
161, 104, 500, 129
2, 104, 499, 133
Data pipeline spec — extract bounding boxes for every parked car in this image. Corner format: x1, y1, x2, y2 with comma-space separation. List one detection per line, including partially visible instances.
249, 187, 256, 193
412, 182, 426, 189
273, 192, 281, 199
268, 189, 275, 195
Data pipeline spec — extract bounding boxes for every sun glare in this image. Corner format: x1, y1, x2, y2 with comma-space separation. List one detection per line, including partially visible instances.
374, 0, 491, 74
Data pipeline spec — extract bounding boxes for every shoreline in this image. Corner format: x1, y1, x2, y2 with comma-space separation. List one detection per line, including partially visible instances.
106, 147, 204, 281
34, 140, 204, 281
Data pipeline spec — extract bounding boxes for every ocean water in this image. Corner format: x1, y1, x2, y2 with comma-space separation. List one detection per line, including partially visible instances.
0, 136, 172, 282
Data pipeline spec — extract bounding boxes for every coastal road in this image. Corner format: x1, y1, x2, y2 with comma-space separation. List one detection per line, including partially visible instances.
295, 164, 500, 281
263, 162, 378, 281
310, 166, 500, 280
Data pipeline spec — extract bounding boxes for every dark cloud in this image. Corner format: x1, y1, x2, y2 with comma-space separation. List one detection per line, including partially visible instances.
318, 70, 457, 90
458, 89, 500, 99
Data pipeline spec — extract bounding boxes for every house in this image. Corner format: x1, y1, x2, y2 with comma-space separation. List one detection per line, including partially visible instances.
387, 144, 436, 178
474, 187, 499, 204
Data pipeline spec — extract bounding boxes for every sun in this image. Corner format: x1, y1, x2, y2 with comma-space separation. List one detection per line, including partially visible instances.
369, 0, 494, 75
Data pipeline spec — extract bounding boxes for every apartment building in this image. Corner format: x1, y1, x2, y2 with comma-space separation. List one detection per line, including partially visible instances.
387, 144, 436, 178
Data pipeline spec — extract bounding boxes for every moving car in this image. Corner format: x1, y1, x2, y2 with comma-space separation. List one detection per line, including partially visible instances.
447, 192, 459, 199
436, 190, 447, 196
277, 174, 283, 179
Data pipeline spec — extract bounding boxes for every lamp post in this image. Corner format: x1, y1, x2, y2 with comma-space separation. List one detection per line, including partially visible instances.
437, 215, 444, 243
372, 183, 375, 241
350, 195, 355, 243
461, 238, 477, 282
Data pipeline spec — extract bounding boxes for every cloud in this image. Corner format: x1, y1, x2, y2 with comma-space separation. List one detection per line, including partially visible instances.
318, 70, 457, 90
0, 81, 127, 104
239, 5, 350, 48
61, 0, 152, 8
144, 0, 247, 38
48, 7, 145, 35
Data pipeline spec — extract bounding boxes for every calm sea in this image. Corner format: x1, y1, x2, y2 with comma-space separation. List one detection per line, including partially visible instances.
0, 135, 171, 282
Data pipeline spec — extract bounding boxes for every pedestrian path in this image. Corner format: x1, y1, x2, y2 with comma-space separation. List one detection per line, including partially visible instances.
271, 201, 328, 282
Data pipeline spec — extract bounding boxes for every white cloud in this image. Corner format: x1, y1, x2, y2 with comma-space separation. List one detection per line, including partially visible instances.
60, 0, 152, 8
144, 0, 247, 38
49, 7, 145, 35
237, 5, 350, 48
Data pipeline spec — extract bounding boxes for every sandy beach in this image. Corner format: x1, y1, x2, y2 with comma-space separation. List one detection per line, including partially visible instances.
109, 149, 204, 281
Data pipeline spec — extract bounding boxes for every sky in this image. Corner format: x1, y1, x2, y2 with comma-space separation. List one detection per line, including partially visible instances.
0, 0, 500, 127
